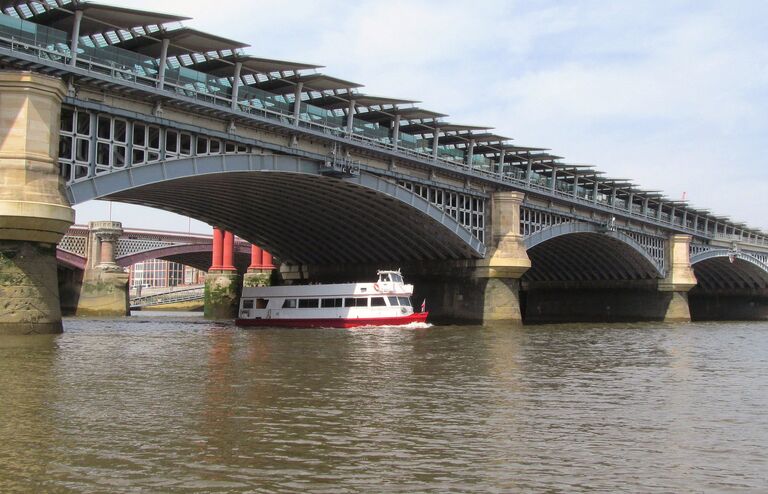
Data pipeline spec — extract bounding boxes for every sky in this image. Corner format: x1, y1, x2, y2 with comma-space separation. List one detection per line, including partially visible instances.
75, 0, 768, 233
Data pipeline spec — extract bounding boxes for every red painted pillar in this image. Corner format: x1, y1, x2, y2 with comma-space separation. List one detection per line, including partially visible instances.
211, 227, 223, 270
262, 250, 274, 269
222, 231, 236, 271
249, 244, 263, 270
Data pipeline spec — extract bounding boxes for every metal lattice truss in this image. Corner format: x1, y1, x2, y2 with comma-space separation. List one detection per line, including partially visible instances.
0, 0, 765, 247
114, 238, 176, 258
58, 232, 87, 255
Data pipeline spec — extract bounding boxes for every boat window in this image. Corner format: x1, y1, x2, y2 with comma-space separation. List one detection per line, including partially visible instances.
371, 297, 386, 307
388, 296, 399, 306
391, 274, 403, 283
255, 298, 268, 309
321, 298, 343, 308
345, 297, 368, 307
242, 299, 254, 309
380, 273, 391, 282
298, 298, 320, 308
398, 296, 411, 307
282, 299, 297, 309
344, 297, 356, 307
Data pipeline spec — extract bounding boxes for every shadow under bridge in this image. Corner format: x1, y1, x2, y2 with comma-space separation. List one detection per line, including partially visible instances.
66, 154, 486, 265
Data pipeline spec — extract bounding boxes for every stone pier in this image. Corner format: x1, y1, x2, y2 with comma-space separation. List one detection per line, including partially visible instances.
204, 228, 240, 319
75, 221, 129, 317
0, 72, 74, 335
657, 234, 697, 322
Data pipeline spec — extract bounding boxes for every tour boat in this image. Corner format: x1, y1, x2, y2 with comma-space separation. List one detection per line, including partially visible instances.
235, 270, 428, 328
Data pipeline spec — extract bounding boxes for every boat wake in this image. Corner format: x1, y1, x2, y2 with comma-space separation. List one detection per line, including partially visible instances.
351, 321, 432, 330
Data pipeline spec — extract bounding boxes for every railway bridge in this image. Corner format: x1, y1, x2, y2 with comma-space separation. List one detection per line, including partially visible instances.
0, 0, 765, 333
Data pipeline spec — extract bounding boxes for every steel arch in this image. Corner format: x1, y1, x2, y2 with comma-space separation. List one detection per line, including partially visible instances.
65, 154, 485, 261
524, 221, 666, 278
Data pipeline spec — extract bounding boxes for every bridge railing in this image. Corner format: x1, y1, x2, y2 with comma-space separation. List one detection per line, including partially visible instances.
130, 286, 204, 308
1, 11, 764, 246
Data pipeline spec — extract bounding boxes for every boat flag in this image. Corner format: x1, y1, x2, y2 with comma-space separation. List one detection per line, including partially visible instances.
420, 299, 426, 312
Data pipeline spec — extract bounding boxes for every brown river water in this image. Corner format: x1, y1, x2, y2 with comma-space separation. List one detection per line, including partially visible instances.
1, 315, 767, 493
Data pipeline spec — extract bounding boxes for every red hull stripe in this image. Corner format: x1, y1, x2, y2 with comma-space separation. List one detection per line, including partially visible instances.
235, 312, 429, 328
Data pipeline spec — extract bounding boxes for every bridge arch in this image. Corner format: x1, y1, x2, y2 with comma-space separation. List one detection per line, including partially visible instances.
116, 242, 252, 272
523, 222, 665, 281
66, 154, 485, 264
690, 250, 768, 291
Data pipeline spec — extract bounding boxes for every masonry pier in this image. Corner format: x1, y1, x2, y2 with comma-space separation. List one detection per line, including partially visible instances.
204, 228, 240, 319
0, 72, 73, 335
75, 221, 129, 317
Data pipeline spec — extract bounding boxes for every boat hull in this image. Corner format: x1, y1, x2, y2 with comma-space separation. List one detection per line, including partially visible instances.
235, 312, 429, 328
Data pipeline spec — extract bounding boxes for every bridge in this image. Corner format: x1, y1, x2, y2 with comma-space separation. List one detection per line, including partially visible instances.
56, 222, 275, 316
130, 285, 204, 310
0, 0, 765, 334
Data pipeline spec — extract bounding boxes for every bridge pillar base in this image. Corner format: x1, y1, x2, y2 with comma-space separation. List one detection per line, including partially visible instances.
657, 234, 697, 323
689, 291, 768, 321
243, 269, 272, 288
0, 240, 63, 335
204, 271, 240, 319
0, 72, 73, 334
75, 268, 129, 317
471, 191, 530, 326
660, 291, 692, 323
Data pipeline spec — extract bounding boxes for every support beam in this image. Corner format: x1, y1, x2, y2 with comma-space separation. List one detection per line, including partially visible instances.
572, 173, 580, 198
525, 158, 533, 185
292, 81, 304, 125
230, 61, 242, 110
211, 227, 223, 270
69, 10, 83, 66
431, 127, 440, 161
592, 180, 599, 203
346, 99, 355, 136
467, 138, 475, 169
550, 165, 557, 193
157, 38, 170, 89
222, 231, 236, 271
498, 148, 506, 177
392, 114, 401, 151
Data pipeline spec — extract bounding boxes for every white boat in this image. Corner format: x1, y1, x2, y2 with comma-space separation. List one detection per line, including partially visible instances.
235, 270, 428, 328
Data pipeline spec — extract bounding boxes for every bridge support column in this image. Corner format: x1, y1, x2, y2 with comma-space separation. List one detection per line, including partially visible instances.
658, 234, 698, 322
471, 191, 531, 325
76, 221, 129, 317
243, 245, 273, 288
204, 229, 239, 319
0, 72, 74, 335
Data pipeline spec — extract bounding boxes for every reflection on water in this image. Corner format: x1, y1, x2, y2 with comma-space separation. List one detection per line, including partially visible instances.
1, 318, 767, 492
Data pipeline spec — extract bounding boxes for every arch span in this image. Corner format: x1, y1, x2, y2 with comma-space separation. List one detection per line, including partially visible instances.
690, 250, 768, 291
524, 222, 665, 280
116, 242, 253, 272
66, 154, 485, 265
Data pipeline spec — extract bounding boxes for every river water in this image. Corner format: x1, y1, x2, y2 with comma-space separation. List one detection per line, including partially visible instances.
1, 315, 767, 493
